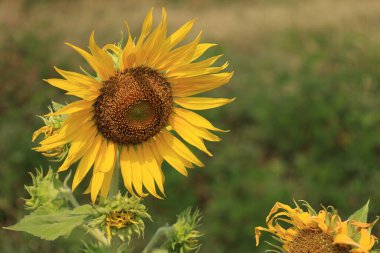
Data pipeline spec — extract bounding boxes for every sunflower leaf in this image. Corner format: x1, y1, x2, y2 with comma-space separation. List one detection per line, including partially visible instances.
349, 200, 370, 223
4, 205, 93, 240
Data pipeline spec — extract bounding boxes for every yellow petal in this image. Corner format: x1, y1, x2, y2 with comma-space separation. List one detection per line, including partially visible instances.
173, 113, 221, 142
136, 144, 161, 198
165, 20, 195, 50
174, 108, 227, 132
103, 44, 123, 57
54, 67, 101, 90
57, 125, 97, 172
169, 115, 212, 156
38, 112, 92, 148
334, 234, 360, 248
358, 229, 376, 250
137, 8, 154, 47
166, 55, 225, 77
142, 141, 165, 195
98, 141, 117, 173
44, 78, 99, 101
145, 8, 168, 66
172, 72, 234, 97
72, 134, 103, 191
89, 32, 115, 80
32, 126, 51, 142
45, 100, 93, 116
100, 162, 115, 197
121, 21, 136, 70
129, 146, 148, 197
89, 138, 109, 202
65, 42, 107, 80
91, 172, 105, 202
255, 226, 275, 246
120, 146, 135, 195
161, 129, 204, 167
174, 97, 235, 110
154, 133, 189, 176
157, 32, 202, 71
191, 43, 217, 62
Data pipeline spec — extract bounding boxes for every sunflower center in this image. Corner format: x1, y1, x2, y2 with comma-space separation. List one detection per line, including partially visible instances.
106, 211, 136, 229
94, 67, 173, 145
288, 229, 350, 253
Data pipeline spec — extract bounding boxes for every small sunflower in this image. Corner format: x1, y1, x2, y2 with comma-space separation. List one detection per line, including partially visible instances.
255, 201, 378, 253
33, 8, 233, 202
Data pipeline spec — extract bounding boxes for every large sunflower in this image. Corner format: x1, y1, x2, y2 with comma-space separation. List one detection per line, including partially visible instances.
33, 9, 233, 202
255, 201, 378, 253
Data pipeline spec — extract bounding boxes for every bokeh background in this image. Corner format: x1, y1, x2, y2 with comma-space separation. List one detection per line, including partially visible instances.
1, 0, 380, 252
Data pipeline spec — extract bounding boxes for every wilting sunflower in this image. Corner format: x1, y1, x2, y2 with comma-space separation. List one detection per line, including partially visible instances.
255, 201, 378, 253
33, 8, 233, 202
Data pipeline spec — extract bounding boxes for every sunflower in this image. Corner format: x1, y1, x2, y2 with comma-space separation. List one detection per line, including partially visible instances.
255, 201, 378, 253
33, 8, 233, 202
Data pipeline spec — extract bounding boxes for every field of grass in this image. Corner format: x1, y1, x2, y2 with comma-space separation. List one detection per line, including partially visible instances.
1, 0, 380, 252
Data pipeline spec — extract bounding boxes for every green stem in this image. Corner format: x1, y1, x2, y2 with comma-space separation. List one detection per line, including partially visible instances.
82, 225, 110, 246
61, 186, 110, 246
61, 187, 80, 207
142, 225, 174, 253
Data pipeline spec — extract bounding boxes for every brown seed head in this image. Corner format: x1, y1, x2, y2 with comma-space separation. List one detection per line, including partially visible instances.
288, 229, 350, 253
94, 67, 172, 145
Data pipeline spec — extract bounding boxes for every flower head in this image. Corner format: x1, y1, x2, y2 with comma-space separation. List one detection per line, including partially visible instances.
33, 8, 233, 202
24, 168, 66, 210
165, 208, 203, 253
88, 193, 150, 242
255, 201, 378, 253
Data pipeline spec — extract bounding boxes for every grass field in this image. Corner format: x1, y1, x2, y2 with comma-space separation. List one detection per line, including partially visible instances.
1, 0, 380, 252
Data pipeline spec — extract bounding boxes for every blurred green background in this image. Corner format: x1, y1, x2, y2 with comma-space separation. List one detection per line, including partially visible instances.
1, 0, 380, 252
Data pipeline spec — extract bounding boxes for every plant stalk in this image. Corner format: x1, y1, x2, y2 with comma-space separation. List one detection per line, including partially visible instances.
142, 225, 174, 253
61, 186, 110, 246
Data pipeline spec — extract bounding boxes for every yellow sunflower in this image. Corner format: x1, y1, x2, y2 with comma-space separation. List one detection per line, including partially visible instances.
33, 8, 233, 202
255, 201, 378, 253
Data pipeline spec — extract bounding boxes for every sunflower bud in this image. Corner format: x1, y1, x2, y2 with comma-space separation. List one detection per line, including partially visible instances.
163, 208, 203, 253
24, 168, 66, 210
88, 193, 151, 243
32, 101, 68, 161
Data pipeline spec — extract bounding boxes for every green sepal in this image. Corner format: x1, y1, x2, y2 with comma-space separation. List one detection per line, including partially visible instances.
4, 204, 94, 241
349, 199, 370, 223
348, 200, 370, 242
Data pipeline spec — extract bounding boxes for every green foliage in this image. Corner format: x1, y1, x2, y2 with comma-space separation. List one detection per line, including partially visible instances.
349, 200, 370, 223
5, 205, 93, 241
162, 208, 202, 253
2, 0, 380, 252
24, 168, 65, 210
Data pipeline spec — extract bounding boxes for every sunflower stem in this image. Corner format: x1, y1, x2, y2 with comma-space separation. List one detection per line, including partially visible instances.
108, 150, 121, 198
82, 224, 110, 246
61, 185, 110, 246
61, 186, 80, 207
142, 225, 173, 253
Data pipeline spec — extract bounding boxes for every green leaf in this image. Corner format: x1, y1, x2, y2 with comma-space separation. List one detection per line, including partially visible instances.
349, 200, 370, 223
4, 205, 93, 240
